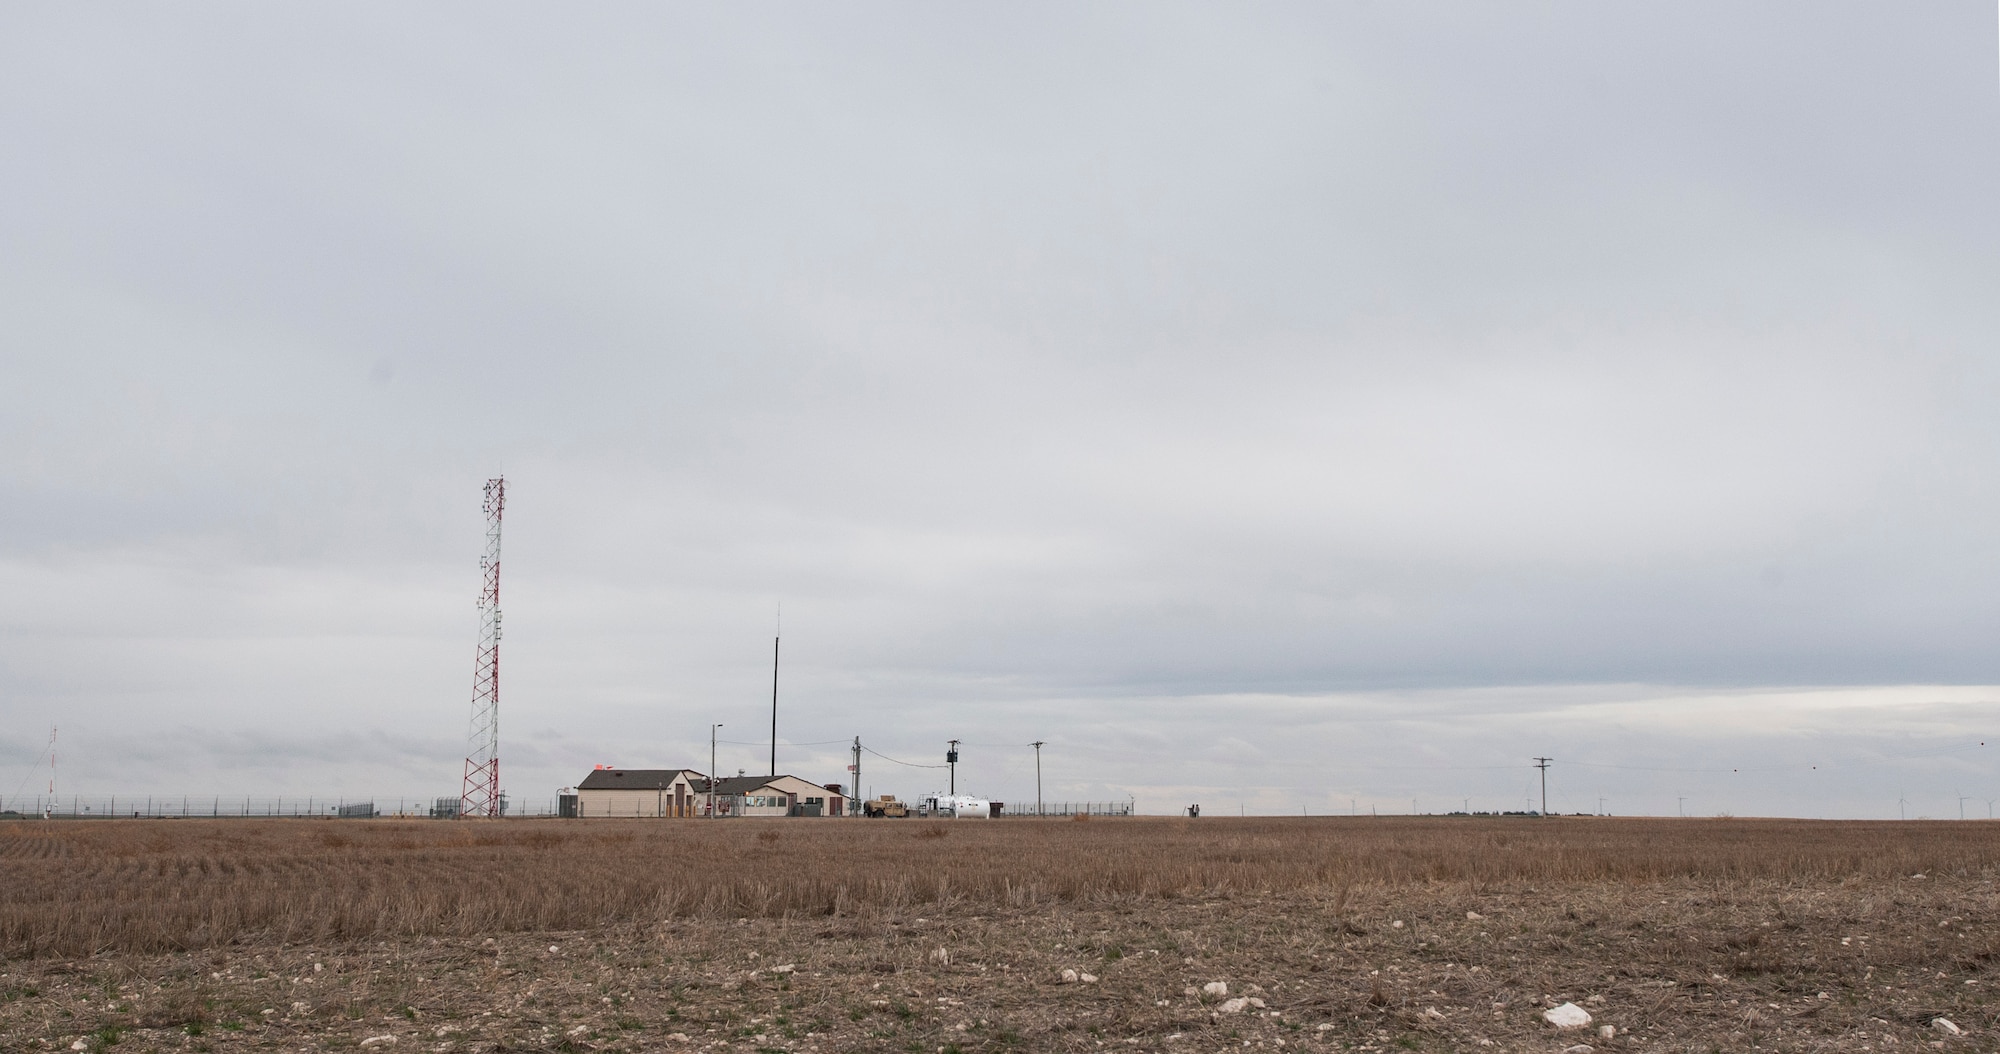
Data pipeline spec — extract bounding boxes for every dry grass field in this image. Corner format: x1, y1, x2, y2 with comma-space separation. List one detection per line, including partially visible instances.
1, 816, 1996, 1053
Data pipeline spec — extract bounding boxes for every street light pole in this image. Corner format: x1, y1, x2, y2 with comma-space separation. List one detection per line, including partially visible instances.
1031, 741, 1044, 816
710, 723, 723, 819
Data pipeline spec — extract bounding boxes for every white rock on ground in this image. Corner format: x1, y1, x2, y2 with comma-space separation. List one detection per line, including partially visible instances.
1597, 1024, 1616, 1039
1217, 997, 1251, 1014
1933, 1018, 1963, 1035
1060, 969, 1079, 983
1563, 1045, 1594, 1054
1203, 982, 1229, 997
1466, 911, 1485, 920
1543, 1003, 1593, 1029
360, 1037, 398, 1049
1079, 973, 1099, 984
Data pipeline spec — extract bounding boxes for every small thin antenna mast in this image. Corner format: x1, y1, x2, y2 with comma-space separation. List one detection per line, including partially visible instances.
1031, 741, 1045, 816
770, 605, 780, 777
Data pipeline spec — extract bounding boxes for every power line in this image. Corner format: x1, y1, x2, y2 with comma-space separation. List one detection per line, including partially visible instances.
862, 745, 948, 769
714, 738, 849, 748
1566, 740, 1987, 775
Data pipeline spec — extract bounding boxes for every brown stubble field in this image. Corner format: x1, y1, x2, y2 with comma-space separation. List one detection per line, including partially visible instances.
1, 817, 1997, 1053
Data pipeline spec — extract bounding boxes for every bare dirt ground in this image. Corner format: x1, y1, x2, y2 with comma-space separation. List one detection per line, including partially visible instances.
3, 817, 1996, 1053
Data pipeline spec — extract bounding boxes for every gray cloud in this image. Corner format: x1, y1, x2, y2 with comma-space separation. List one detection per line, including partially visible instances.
2, 3, 1997, 815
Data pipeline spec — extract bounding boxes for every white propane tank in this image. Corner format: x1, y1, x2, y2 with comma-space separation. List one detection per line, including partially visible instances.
944, 794, 992, 819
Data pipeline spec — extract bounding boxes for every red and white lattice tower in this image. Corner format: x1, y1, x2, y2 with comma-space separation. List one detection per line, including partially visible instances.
460, 476, 505, 818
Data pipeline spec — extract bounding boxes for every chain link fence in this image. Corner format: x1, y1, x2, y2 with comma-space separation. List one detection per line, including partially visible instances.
1005, 801, 1135, 817
0, 795, 568, 819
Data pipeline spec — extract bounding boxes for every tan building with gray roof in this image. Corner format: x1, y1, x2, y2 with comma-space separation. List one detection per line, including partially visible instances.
574, 768, 707, 818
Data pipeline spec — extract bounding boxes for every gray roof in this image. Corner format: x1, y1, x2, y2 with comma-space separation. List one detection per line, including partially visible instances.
708, 774, 817, 796
576, 768, 703, 791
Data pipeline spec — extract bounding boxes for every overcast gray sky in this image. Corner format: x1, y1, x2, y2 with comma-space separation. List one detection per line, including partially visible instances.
3, 3, 1999, 818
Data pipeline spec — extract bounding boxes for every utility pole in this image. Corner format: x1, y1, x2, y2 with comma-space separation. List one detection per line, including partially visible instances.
710, 723, 722, 818
1597, 795, 1606, 816
1960, 793, 1972, 820
1532, 757, 1552, 817
1899, 792, 1907, 820
851, 736, 862, 815
1030, 741, 1045, 816
946, 740, 960, 795
1677, 796, 1687, 817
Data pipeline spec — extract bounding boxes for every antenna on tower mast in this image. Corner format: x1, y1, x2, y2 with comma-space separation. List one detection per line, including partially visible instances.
461, 477, 505, 818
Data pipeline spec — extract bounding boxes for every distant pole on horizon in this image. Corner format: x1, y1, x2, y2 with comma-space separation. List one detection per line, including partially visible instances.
1030, 741, 1044, 816
1532, 757, 1552, 816
1678, 796, 1687, 817
710, 723, 722, 818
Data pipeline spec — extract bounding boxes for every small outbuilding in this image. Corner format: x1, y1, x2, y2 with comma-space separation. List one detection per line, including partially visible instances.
708, 774, 845, 817
575, 768, 708, 818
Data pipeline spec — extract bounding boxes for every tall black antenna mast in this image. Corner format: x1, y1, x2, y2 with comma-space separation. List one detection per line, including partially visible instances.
769, 605, 780, 777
